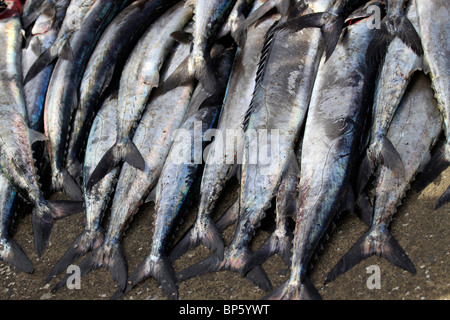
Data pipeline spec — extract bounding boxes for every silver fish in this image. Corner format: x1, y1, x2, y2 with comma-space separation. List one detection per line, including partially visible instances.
264, 8, 378, 300
50, 38, 195, 293
414, 0, 450, 209
176, 0, 331, 291
0, 1, 82, 258
113, 42, 236, 300
65, 0, 181, 181
169, 0, 280, 262
358, 0, 423, 192
326, 72, 443, 283
86, 2, 194, 191
43, 0, 126, 200
45, 92, 119, 284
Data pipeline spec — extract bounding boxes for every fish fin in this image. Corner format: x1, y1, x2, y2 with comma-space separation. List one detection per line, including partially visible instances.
66, 158, 83, 187
365, 28, 393, 69
30, 37, 42, 56
23, 46, 58, 84
31, 200, 84, 258
58, 41, 74, 62
245, 227, 293, 271
144, 186, 157, 203
155, 55, 195, 97
123, 140, 146, 171
169, 215, 225, 262
322, 15, 345, 61
416, 145, 450, 193
233, 0, 278, 48
51, 242, 128, 293
45, 228, 105, 284
325, 229, 416, 284
170, 31, 192, 44
0, 237, 34, 274
396, 16, 423, 56
262, 277, 322, 300
86, 140, 145, 191
28, 129, 48, 144
435, 185, 450, 210
176, 246, 272, 291
61, 168, 83, 200
215, 198, 240, 231
113, 254, 178, 300
195, 55, 218, 95
356, 193, 373, 227
380, 136, 405, 175
357, 153, 375, 194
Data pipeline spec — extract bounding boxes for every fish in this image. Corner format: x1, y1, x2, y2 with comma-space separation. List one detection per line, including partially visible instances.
160, 0, 237, 94
45, 92, 120, 284
86, 2, 194, 191
263, 6, 379, 299
414, 0, 450, 209
245, 139, 302, 270
65, 0, 181, 182
357, 0, 423, 193
43, 0, 127, 201
326, 72, 443, 283
169, 0, 280, 263
23, 0, 98, 84
111, 42, 236, 300
175, 0, 329, 291
272, 0, 369, 60
0, 0, 83, 258
49, 37, 195, 293
22, 0, 70, 132
0, 174, 34, 274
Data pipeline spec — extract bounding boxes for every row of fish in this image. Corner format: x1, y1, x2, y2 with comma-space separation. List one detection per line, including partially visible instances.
0, 0, 448, 300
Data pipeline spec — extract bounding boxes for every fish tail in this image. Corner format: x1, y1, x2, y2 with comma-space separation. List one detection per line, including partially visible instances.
55, 167, 83, 201
155, 55, 195, 96
86, 140, 145, 191
45, 227, 105, 284
176, 247, 272, 292
111, 254, 178, 300
262, 277, 322, 300
435, 185, 450, 210
245, 230, 293, 272
32, 200, 84, 258
50, 242, 128, 293
194, 53, 218, 94
273, 12, 345, 60
23, 42, 67, 84
416, 144, 450, 193
0, 237, 34, 274
169, 217, 225, 262
325, 229, 416, 284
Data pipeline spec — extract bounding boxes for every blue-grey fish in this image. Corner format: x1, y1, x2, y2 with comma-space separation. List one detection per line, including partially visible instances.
65, 0, 181, 182
414, 0, 450, 209
169, 0, 280, 263
22, 0, 70, 131
176, 0, 329, 292
0, 173, 34, 274
45, 91, 119, 284
264, 8, 379, 299
43, 0, 127, 201
326, 72, 442, 283
358, 0, 422, 193
50, 38, 195, 293
112, 42, 236, 300
86, 2, 194, 191
0, 1, 83, 258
